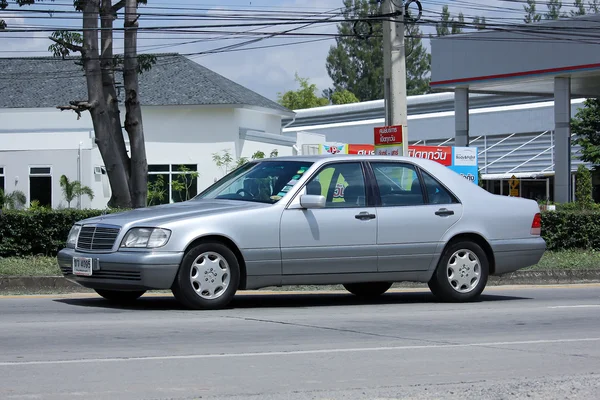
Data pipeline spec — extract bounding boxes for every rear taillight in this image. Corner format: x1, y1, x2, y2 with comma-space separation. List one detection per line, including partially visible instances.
531, 213, 541, 235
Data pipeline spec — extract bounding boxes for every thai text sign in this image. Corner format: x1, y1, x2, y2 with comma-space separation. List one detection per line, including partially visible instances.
374, 125, 403, 156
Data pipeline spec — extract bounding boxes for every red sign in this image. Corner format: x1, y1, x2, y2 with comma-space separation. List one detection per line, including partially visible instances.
408, 145, 452, 166
348, 144, 375, 155
374, 125, 402, 146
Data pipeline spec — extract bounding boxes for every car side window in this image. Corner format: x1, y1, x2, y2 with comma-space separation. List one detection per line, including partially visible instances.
421, 170, 459, 204
371, 162, 425, 207
305, 162, 366, 208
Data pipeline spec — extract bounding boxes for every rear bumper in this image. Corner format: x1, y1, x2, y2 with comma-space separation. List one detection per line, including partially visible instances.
57, 248, 184, 290
490, 237, 547, 275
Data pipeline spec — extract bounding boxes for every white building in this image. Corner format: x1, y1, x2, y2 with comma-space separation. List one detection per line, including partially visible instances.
0, 53, 315, 209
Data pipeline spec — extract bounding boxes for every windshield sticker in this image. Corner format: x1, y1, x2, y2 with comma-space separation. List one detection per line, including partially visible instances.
270, 195, 282, 201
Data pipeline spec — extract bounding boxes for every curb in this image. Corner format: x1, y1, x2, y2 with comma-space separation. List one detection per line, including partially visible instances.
2, 270, 600, 293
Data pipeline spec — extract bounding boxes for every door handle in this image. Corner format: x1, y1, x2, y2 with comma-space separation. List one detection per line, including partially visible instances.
435, 208, 454, 217
355, 212, 376, 220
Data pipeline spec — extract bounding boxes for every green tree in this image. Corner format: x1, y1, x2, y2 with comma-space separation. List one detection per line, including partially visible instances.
523, 0, 542, 22
331, 90, 360, 105
0, 189, 26, 210
325, 0, 431, 101
571, 98, 600, 168
575, 164, 594, 208
406, 23, 431, 95
572, 0, 586, 15
545, 0, 567, 19
472, 16, 487, 30
436, 5, 465, 36
1, 0, 154, 209
591, 0, 600, 13
277, 73, 329, 110
59, 175, 94, 208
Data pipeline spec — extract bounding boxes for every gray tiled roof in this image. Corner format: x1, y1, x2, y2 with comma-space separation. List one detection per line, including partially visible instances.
0, 53, 292, 114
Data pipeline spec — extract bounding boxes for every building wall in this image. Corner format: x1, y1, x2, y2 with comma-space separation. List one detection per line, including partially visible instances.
0, 104, 291, 209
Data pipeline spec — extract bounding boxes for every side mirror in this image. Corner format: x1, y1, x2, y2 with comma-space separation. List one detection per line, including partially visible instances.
299, 194, 326, 209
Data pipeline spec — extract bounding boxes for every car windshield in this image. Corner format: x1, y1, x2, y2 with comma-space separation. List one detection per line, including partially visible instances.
196, 160, 314, 204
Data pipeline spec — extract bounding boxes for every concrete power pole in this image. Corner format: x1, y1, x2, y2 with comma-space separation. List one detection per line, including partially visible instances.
382, 0, 408, 156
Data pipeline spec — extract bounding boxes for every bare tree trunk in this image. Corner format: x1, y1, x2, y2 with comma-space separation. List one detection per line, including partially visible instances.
82, 0, 132, 208
100, 0, 131, 183
123, 0, 148, 208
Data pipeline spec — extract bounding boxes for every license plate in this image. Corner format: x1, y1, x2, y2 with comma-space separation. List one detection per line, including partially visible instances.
73, 257, 93, 276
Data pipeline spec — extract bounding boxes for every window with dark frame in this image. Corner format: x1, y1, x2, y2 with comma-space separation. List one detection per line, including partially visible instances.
147, 164, 198, 205
29, 166, 52, 208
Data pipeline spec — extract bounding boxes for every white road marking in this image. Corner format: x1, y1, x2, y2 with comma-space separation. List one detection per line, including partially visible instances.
548, 305, 600, 309
0, 337, 599, 367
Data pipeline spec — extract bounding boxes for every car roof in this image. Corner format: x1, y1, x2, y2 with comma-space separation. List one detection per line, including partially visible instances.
258, 154, 429, 164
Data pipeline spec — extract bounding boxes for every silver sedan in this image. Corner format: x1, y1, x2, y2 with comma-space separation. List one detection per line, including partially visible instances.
57, 155, 546, 309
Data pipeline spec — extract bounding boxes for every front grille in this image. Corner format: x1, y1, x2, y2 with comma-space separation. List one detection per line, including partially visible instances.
76, 225, 120, 251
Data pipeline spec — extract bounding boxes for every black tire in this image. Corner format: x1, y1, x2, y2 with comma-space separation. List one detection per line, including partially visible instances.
94, 289, 146, 303
171, 242, 240, 310
343, 282, 393, 297
428, 240, 489, 302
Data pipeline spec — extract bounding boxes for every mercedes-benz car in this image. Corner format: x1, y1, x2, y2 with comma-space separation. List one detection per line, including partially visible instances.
57, 155, 546, 310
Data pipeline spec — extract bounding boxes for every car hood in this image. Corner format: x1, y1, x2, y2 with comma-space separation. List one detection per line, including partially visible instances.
79, 199, 269, 227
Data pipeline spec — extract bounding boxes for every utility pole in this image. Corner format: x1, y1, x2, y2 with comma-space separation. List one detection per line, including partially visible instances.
382, 0, 408, 156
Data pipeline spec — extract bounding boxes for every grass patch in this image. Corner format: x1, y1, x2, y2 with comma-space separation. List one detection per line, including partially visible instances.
525, 250, 600, 270
0, 256, 60, 276
1, 250, 599, 278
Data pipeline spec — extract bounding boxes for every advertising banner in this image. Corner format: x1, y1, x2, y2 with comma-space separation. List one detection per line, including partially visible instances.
315, 141, 478, 185
374, 125, 403, 156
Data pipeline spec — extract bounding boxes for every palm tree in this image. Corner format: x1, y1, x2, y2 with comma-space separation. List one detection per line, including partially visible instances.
59, 175, 94, 208
0, 189, 27, 210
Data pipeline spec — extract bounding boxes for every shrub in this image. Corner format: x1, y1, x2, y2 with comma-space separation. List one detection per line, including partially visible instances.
0, 208, 126, 258
541, 210, 600, 251
575, 165, 594, 210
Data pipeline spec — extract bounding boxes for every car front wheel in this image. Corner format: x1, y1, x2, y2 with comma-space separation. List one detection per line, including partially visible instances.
428, 240, 489, 302
171, 242, 240, 310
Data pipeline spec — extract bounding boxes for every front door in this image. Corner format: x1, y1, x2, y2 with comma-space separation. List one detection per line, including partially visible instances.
280, 161, 378, 275
369, 161, 463, 273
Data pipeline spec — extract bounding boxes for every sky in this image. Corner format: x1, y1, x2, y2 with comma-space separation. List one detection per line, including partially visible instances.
0, 0, 587, 101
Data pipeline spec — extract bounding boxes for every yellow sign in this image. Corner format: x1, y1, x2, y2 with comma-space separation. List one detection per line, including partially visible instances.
509, 175, 519, 197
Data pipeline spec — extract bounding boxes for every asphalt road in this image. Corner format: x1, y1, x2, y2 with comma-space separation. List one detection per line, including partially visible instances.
1, 285, 600, 400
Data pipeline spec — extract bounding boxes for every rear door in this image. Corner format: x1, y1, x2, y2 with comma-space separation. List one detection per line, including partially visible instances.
367, 161, 463, 273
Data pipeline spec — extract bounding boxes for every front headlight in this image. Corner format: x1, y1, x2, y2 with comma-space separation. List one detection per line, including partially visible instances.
121, 228, 172, 249
66, 225, 81, 248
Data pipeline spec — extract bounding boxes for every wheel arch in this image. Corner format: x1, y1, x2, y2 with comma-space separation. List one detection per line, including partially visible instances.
442, 232, 496, 275
183, 234, 248, 290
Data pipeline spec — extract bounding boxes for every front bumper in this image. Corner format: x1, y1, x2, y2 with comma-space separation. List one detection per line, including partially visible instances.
57, 248, 184, 290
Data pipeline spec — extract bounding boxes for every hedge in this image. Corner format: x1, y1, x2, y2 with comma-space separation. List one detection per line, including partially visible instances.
1, 208, 600, 257
0, 209, 120, 257
541, 210, 600, 251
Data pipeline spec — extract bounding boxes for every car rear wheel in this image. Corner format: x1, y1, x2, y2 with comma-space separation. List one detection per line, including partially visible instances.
171, 242, 240, 310
428, 240, 489, 302
343, 282, 393, 297
94, 289, 146, 303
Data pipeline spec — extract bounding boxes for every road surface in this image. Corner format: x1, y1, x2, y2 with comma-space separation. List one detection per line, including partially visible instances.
1, 285, 599, 399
